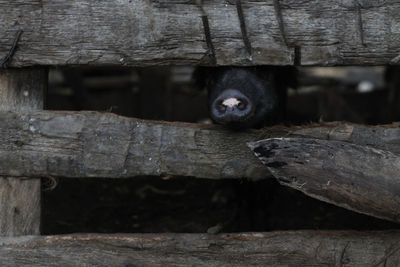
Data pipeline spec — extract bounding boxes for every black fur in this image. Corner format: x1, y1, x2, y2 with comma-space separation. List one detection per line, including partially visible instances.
194, 66, 297, 128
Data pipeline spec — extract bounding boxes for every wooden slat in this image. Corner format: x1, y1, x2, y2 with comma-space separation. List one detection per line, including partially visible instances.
0, 68, 46, 110
0, 69, 46, 236
1, 1, 400, 66
248, 137, 400, 224
2, 112, 400, 180
0, 110, 270, 179
0, 231, 400, 266
0, 178, 41, 235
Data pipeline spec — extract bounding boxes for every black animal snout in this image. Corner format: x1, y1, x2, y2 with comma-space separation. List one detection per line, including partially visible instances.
211, 89, 254, 124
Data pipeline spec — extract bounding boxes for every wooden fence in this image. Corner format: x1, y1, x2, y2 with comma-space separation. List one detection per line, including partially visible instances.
1, 0, 400, 67
1, 0, 400, 265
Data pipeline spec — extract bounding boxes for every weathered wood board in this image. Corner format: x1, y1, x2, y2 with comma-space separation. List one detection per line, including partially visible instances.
0, 178, 41, 236
2, 111, 400, 181
0, 231, 400, 266
0, 110, 270, 179
0, 69, 44, 236
1, 0, 400, 66
0, 68, 46, 111
248, 137, 400, 223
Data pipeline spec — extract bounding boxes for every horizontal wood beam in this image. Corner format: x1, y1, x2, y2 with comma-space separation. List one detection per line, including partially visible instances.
0, 110, 270, 179
2, 231, 400, 266
1, 1, 400, 66
2, 111, 400, 180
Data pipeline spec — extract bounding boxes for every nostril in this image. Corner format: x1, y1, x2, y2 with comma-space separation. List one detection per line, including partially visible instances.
216, 101, 227, 113
237, 100, 247, 111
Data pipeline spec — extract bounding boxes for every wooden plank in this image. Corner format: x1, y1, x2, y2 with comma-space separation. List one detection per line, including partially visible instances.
0, 68, 46, 236
1, 231, 400, 266
0, 110, 271, 179
290, 122, 400, 155
2, 112, 400, 181
0, 178, 41, 236
248, 137, 400, 223
0, 68, 46, 110
1, 1, 400, 66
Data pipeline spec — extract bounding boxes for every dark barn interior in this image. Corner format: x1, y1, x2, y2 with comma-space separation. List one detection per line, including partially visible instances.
42, 66, 400, 234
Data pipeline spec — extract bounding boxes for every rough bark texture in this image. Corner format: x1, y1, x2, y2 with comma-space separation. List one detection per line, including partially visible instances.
248, 137, 400, 223
0, 231, 400, 266
1, 0, 400, 67
0, 68, 44, 236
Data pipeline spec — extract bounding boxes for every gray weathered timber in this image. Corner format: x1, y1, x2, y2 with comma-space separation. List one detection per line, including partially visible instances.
0, 68, 46, 110
248, 137, 400, 223
0, 231, 400, 266
2, 113, 400, 180
0, 178, 41, 236
289, 122, 400, 155
0, 68, 44, 236
2, 1, 400, 66
0, 110, 272, 179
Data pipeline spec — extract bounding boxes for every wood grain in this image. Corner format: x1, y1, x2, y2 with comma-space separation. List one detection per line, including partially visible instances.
0, 110, 270, 179
1, 112, 400, 182
248, 137, 400, 223
0, 231, 400, 266
0, 178, 41, 236
0, 68, 45, 236
0, 68, 46, 111
1, 0, 400, 66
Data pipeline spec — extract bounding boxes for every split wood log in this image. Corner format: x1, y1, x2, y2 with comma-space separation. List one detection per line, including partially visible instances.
0, 231, 400, 266
248, 137, 400, 224
2, 1, 400, 66
0, 68, 46, 236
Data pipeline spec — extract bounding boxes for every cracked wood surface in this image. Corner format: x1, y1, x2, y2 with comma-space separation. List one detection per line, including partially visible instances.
1, 0, 400, 66
3, 110, 400, 223
0, 110, 272, 179
1, 231, 400, 266
248, 134, 400, 223
0, 68, 45, 236
2, 111, 400, 181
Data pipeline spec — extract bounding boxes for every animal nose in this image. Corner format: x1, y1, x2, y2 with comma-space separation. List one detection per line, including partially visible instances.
215, 97, 248, 113
211, 89, 253, 123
